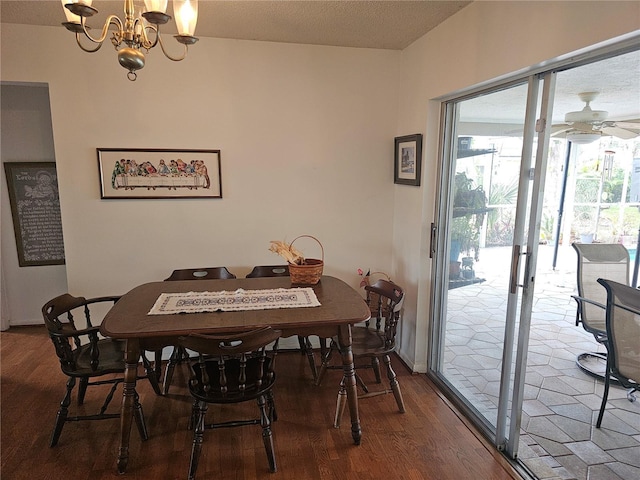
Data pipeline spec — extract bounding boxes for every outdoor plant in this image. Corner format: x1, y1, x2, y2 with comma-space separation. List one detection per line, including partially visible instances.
451, 172, 488, 261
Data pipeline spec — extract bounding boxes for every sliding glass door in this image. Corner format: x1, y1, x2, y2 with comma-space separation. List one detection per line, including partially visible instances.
430, 74, 555, 457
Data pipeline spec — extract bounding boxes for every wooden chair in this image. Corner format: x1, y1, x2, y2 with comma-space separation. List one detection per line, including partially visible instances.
595, 279, 639, 427
316, 279, 406, 427
178, 327, 282, 479
42, 293, 152, 447
246, 265, 290, 278
246, 265, 320, 382
165, 266, 236, 281
571, 243, 630, 379
159, 267, 237, 394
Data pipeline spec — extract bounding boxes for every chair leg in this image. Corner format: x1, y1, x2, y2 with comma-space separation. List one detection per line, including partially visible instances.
188, 399, 199, 431
98, 379, 122, 416
50, 377, 75, 447
163, 347, 182, 395
333, 376, 348, 428
154, 349, 163, 380
266, 390, 278, 422
297, 336, 306, 355
371, 357, 382, 384
319, 337, 328, 360
303, 337, 319, 383
596, 369, 612, 428
355, 372, 369, 394
141, 354, 162, 396
258, 394, 277, 472
384, 354, 405, 413
315, 342, 335, 386
188, 401, 207, 480
133, 391, 149, 441
77, 377, 89, 405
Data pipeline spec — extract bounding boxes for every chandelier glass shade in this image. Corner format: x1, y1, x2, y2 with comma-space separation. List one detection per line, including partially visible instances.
61, 0, 198, 81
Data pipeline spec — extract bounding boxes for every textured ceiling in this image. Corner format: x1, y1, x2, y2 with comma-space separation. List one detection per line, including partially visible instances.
0, 0, 471, 50
461, 50, 640, 126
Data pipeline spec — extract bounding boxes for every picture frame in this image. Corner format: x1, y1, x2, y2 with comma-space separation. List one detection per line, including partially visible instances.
394, 134, 423, 186
3, 162, 65, 266
97, 148, 222, 199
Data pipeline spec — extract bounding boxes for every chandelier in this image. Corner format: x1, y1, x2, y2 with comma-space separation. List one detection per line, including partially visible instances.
61, 0, 199, 81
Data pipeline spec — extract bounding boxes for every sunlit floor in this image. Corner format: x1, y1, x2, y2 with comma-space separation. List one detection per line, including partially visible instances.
444, 244, 640, 480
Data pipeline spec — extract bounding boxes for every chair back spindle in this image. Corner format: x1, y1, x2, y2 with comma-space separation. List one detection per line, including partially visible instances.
158, 266, 237, 395
177, 327, 282, 477
179, 328, 280, 401
41, 293, 149, 447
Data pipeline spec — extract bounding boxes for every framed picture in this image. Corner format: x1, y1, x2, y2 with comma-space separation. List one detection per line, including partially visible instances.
3, 162, 65, 266
97, 148, 222, 199
394, 134, 423, 186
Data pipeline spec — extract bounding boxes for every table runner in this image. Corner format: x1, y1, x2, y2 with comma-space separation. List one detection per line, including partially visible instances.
148, 287, 321, 315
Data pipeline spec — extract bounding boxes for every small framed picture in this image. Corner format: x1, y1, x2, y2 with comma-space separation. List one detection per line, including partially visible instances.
394, 134, 423, 186
97, 148, 222, 199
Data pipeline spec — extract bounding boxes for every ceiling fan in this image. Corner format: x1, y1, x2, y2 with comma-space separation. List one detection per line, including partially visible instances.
553, 92, 640, 143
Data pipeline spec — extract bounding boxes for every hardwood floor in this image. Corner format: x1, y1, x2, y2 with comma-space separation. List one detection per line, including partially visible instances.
1, 326, 522, 480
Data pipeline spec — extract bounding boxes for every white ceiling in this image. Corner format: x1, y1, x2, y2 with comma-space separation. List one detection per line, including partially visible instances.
461, 50, 640, 128
0, 0, 471, 50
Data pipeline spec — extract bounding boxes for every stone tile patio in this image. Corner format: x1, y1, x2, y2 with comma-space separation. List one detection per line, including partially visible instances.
443, 244, 640, 480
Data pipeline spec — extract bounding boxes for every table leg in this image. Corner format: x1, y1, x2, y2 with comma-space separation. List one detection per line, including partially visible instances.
337, 324, 361, 445
117, 338, 140, 474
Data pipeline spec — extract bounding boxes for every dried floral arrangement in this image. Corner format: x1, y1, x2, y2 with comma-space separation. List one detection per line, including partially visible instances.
270, 236, 324, 284
269, 240, 305, 265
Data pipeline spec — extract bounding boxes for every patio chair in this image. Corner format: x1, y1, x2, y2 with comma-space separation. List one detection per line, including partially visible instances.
316, 278, 406, 427
178, 327, 282, 478
159, 267, 237, 394
571, 243, 630, 379
594, 279, 639, 427
42, 294, 151, 447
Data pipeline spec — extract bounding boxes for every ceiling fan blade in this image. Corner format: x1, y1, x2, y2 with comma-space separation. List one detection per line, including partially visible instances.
612, 120, 640, 129
551, 123, 572, 135
601, 125, 640, 140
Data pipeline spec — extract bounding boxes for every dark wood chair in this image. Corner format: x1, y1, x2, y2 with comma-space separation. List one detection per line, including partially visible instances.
42, 293, 152, 447
178, 327, 282, 479
595, 279, 639, 427
246, 265, 290, 278
245, 265, 320, 381
159, 267, 237, 394
316, 279, 406, 427
165, 266, 236, 281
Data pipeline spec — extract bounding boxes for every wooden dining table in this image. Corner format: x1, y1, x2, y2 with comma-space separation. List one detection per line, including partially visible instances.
100, 275, 370, 474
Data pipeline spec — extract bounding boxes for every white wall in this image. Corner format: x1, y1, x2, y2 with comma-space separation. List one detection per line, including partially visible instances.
392, 1, 640, 370
1, 83, 68, 328
0, 24, 400, 326
1, 1, 639, 369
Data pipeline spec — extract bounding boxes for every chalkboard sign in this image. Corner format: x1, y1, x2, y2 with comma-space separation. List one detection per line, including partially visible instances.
4, 162, 65, 266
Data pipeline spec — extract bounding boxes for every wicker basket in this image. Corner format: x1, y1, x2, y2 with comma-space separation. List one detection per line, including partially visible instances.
288, 235, 324, 285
